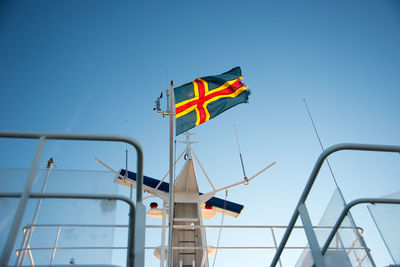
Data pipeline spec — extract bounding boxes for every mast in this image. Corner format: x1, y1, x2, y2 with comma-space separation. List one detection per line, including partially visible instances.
168, 81, 175, 267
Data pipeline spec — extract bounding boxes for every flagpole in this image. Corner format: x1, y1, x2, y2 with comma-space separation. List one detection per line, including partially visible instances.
167, 80, 175, 267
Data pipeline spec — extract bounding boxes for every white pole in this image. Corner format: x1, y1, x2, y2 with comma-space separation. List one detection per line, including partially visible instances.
160, 200, 167, 267
18, 159, 54, 265
167, 81, 175, 267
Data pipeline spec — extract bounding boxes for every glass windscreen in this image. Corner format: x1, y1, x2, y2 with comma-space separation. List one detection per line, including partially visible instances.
367, 191, 400, 265
295, 188, 372, 267
0, 168, 120, 266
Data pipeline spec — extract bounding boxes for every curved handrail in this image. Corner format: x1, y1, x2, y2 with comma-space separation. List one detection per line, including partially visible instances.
0, 131, 143, 201
271, 143, 400, 267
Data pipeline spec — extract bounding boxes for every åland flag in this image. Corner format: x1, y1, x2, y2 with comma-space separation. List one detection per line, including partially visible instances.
174, 67, 250, 136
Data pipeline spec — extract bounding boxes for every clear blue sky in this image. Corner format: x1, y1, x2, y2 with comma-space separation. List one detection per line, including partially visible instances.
0, 0, 399, 266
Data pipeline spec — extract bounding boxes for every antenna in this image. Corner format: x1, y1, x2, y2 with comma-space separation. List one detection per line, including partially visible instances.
166, 89, 170, 113
153, 89, 170, 117
153, 92, 163, 112
303, 99, 340, 189
233, 124, 248, 184
302, 99, 367, 257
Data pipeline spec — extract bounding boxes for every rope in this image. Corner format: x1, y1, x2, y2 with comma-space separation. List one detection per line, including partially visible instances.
212, 190, 228, 267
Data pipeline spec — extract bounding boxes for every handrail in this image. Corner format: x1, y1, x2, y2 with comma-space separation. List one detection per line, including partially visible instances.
270, 143, 400, 267
0, 131, 145, 267
0, 192, 135, 205
321, 198, 400, 255
15, 246, 368, 251
0, 131, 144, 202
22, 223, 364, 233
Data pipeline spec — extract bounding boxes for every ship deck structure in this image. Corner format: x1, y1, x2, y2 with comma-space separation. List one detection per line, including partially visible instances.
0, 131, 400, 267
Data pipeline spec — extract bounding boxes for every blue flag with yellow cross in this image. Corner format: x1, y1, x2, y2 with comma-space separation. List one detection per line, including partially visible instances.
174, 67, 250, 136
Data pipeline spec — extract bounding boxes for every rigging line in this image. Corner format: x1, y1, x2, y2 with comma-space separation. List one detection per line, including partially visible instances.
190, 148, 216, 191
212, 190, 228, 267
154, 148, 187, 191
233, 124, 248, 184
303, 98, 340, 189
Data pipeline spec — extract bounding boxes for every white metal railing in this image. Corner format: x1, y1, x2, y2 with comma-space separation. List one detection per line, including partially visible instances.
270, 143, 400, 267
0, 193, 135, 267
15, 223, 367, 267
17, 223, 131, 266
0, 131, 144, 267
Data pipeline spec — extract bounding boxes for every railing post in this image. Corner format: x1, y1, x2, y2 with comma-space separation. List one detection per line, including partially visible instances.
270, 227, 282, 267
50, 226, 61, 265
16, 226, 30, 266
298, 203, 326, 267
127, 202, 136, 267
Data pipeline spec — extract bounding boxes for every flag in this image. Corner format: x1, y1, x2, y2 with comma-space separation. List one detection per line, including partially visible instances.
174, 67, 250, 136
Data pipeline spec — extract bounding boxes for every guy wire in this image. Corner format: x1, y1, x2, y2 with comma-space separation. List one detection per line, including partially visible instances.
303, 99, 340, 189
233, 124, 248, 183
212, 190, 228, 267
303, 99, 374, 264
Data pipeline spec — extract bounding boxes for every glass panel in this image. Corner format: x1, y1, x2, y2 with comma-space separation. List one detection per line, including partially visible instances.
52, 249, 115, 265
295, 188, 372, 267
367, 191, 400, 264
0, 168, 120, 266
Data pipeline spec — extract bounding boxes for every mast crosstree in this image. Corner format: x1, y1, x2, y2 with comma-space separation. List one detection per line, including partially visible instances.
102, 131, 275, 267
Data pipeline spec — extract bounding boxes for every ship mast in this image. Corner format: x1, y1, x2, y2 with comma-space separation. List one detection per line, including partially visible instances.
167, 81, 175, 267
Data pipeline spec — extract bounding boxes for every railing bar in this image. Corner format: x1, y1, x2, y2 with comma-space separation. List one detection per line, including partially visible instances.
150, 246, 369, 250
0, 193, 133, 204
0, 132, 143, 200
27, 244, 34, 267
24, 224, 131, 229
20, 223, 363, 231
16, 247, 130, 253
147, 225, 362, 230
50, 226, 61, 265
270, 228, 282, 267
16, 246, 369, 251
